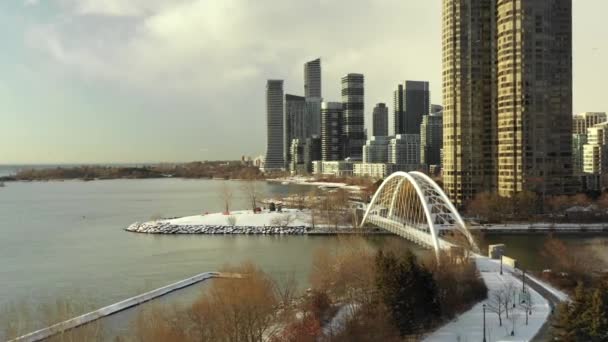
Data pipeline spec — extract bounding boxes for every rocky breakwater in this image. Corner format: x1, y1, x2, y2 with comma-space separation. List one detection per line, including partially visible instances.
126, 221, 309, 235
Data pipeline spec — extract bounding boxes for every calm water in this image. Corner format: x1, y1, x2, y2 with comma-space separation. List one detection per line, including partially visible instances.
1, 177, 607, 338
0, 178, 408, 337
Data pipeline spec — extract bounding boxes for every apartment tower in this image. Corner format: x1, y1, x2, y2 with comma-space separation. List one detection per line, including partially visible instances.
321, 102, 344, 161
284, 94, 307, 168
372, 103, 389, 137
264, 80, 285, 171
442, 0, 573, 204
341, 73, 365, 160
304, 58, 323, 137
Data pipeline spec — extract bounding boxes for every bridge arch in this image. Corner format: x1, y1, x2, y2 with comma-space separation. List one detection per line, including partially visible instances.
360, 171, 478, 259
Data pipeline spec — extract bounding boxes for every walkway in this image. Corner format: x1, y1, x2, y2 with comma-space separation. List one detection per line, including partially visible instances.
424, 257, 551, 342
10, 271, 243, 342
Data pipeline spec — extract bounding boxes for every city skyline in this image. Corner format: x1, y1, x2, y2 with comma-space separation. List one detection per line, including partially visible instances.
1, 1, 608, 164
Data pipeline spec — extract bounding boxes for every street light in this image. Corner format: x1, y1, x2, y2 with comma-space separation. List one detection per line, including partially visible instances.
500, 254, 503, 275
482, 303, 487, 342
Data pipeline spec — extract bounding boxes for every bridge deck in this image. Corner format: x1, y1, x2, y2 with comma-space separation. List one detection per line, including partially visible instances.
367, 215, 453, 250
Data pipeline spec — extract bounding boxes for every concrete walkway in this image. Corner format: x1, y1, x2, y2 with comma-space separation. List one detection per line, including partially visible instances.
10, 271, 243, 342
424, 257, 552, 342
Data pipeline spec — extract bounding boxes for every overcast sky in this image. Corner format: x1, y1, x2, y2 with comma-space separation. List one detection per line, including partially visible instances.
1, 0, 607, 164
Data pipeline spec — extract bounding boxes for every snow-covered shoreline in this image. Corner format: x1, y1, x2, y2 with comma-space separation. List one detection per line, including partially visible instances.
266, 176, 364, 192
125, 209, 387, 235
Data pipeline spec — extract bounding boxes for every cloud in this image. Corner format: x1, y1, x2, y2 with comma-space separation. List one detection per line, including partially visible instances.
21, 0, 443, 158
27, 0, 441, 96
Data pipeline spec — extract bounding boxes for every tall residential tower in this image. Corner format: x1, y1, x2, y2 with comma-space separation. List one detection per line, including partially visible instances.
442, 0, 573, 204
304, 58, 322, 99
341, 73, 365, 160
304, 58, 323, 137
321, 102, 344, 161
372, 103, 389, 137
264, 80, 285, 171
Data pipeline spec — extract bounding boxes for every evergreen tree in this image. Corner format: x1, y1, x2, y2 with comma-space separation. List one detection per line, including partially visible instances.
584, 280, 608, 341
375, 250, 440, 337
551, 281, 608, 341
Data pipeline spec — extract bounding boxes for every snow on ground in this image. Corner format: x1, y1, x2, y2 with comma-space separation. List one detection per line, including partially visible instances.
322, 304, 360, 337
472, 222, 608, 231
268, 176, 363, 192
424, 256, 551, 342
167, 209, 311, 227
523, 273, 569, 302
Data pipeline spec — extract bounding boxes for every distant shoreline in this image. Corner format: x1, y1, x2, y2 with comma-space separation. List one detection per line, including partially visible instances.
0, 162, 266, 182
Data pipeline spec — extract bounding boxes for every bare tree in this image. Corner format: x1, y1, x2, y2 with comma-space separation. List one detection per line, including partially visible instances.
503, 281, 518, 319
519, 289, 533, 326
242, 179, 261, 212
271, 271, 299, 314
486, 288, 507, 326
270, 214, 295, 227
130, 262, 281, 342
220, 181, 233, 214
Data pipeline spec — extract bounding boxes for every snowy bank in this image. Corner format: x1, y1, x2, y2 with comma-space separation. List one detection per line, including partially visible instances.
125, 209, 387, 235
267, 176, 364, 192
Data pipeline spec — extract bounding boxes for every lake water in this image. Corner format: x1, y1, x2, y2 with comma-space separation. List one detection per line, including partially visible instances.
0, 178, 409, 338
1, 177, 607, 338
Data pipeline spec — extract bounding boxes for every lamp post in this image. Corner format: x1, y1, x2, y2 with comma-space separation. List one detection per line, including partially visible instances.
500, 254, 503, 275
483, 303, 487, 342
522, 269, 526, 294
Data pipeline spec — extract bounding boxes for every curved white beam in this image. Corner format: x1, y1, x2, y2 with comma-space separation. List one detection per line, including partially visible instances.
361, 172, 441, 259
410, 171, 479, 252
361, 171, 479, 260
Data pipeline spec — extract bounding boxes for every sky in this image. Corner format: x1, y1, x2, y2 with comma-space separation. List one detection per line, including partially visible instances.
1, 0, 607, 164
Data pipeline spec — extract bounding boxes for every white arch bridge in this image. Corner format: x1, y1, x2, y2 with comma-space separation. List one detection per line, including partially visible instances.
360, 171, 479, 259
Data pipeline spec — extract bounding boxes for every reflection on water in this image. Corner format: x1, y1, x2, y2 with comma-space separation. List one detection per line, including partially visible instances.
483, 234, 608, 271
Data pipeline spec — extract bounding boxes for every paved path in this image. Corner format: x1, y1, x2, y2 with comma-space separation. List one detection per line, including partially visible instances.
509, 270, 562, 342
424, 257, 551, 342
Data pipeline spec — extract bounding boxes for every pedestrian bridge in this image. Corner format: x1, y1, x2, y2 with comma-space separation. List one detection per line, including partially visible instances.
360, 171, 478, 258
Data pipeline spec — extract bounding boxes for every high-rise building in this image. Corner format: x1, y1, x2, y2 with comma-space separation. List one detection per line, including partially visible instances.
306, 99, 322, 137
372, 103, 389, 137
304, 135, 322, 172
583, 122, 608, 190
404, 81, 430, 134
393, 84, 405, 135
431, 104, 444, 114
289, 138, 305, 173
321, 102, 344, 161
264, 80, 285, 171
284, 94, 307, 167
304, 58, 323, 137
342, 73, 365, 160
304, 58, 322, 99
442, 0, 496, 205
572, 112, 606, 176
393, 81, 430, 135
362, 136, 390, 163
421, 112, 443, 166
389, 134, 420, 166
495, 1, 573, 197
573, 134, 587, 176
442, 0, 573, 204
573, 112, 607, 135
